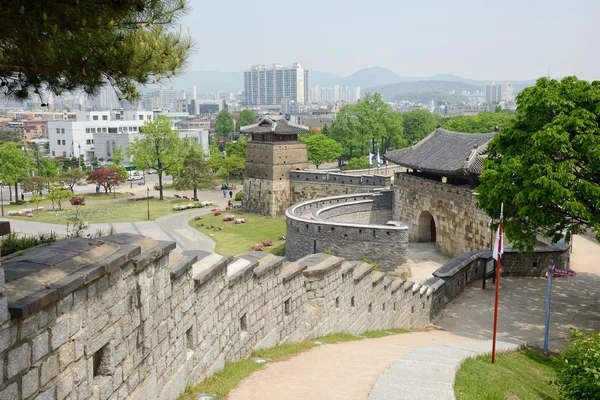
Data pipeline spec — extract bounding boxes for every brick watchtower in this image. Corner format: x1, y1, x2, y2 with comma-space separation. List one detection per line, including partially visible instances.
241, 116, 308, 216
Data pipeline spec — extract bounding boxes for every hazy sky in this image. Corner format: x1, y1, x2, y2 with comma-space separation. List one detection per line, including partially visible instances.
179, 0, 598, 81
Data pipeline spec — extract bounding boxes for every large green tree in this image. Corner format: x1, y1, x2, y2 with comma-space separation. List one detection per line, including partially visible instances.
215, 109, 234, 137
236, 109, 256, 132
0, 130, 22, 142
208, 150, 245, 185
330, 93, 406, 158
127, 116, 184, 200
225, 137, 248, 159
0, 142, 32, 203
477, 77, 600, 251
403, 109, 443, 144
442, 111, 514, 133
0, 1, 192, 101
40, 158, 60, 189
300, 133, 343, 169
173, 144, 215, 200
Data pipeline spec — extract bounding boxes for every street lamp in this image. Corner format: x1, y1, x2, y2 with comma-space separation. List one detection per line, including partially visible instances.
72, 140, 82, 169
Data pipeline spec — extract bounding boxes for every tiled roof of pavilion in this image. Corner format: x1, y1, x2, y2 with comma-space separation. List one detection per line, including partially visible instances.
240, 116, 308, 135
385, 128, 497, 176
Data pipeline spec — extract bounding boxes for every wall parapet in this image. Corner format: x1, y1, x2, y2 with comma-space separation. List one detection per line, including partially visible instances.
285, 191, 408, 271
291, 170, 391, 187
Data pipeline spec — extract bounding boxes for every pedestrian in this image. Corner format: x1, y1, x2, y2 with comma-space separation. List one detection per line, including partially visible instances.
21, 193, 24, 201
223, 190, 227, 199
229, 190, 233, 199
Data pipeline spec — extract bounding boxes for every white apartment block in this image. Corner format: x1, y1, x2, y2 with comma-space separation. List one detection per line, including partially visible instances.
486, 82, 513, 103
244, 63, 309, 106
48, 110, 207, 162
48, 110, 153, 162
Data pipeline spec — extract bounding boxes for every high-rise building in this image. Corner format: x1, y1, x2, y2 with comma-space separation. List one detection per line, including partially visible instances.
486, 82, 513, 103
244, 63, 309, 106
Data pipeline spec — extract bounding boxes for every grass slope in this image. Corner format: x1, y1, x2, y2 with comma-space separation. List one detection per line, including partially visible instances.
189, 211, 286, 255
455, 348, 559, 400
6, 198, 187, 224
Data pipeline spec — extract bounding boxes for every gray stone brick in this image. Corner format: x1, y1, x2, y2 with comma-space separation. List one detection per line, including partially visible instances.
56, 372, 74, 400
40, 354, 58, 386
22, 367, 40, 398
0, 325, 16, 353
32, 330, 50, 363
51, 319, 69, 350
73, 361, 87, 384
58, 342, 75, 371
0, 382, 17, 400
34, 388, 54, 400
7, 342, 30, 378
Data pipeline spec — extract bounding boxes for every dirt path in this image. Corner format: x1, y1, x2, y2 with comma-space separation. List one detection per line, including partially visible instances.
226, 331, 469, 400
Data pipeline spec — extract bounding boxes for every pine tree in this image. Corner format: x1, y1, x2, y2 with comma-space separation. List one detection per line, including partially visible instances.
0, 1, 193, 101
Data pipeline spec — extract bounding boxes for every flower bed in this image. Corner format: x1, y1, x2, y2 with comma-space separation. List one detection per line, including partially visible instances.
173, 201, 213, 211
7, 206, 44, 217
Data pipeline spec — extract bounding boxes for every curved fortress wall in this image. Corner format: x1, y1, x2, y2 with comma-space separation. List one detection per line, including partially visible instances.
394, 173, 491, 258
285, 191, 408, 271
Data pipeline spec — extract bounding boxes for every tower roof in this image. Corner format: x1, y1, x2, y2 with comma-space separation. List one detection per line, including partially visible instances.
241, 116, 308, 135
385, 128, 497, 177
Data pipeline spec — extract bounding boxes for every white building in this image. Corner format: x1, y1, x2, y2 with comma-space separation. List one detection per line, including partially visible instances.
48, 110, 207, 162
244, 63, 309, 106
486, 82, 513, 103
48, 110, 153, 162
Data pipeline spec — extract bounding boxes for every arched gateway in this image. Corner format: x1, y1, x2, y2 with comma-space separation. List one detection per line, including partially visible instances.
417, 211, 436, 242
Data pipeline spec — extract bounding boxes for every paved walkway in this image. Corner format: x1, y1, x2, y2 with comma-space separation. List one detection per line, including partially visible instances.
368, 338, 523, 400
227, 331, 470, 400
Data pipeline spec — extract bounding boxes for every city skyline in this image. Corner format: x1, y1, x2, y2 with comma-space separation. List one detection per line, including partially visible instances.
179, 0, 598, 82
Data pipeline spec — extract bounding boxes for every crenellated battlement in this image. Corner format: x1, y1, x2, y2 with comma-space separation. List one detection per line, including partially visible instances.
0, 232, 570, 399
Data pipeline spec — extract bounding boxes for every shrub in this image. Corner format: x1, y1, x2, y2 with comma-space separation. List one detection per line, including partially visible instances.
1, 231, 57, 256
323, 249, 332, 254
127, 196, 155, 202
341, 157, 369, 171
362, 258, 380, 271
555, 330, 600, 399
235, 191, 243, 201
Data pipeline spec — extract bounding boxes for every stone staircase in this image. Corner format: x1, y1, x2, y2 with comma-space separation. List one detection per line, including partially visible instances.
368, 339, 525, 400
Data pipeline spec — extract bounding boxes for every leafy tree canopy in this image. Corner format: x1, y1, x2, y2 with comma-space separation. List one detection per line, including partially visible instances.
403, 109, 443, 144
0, 142, 32, 185
0, 130, 23, 143
215, 109, 234, 137
300, 133, 343, 169
21, 176, 46, 195
40, 158, 60, 182
47, 187, 72, 211
127, 116, 184, 199
442, 111, 514, 133
330, 93, 405, 158
173, 144, 215, 199
225, 137, 248, 159
56, 169, 87, 193
236, 109, 256, 132
0, 0, 193, 101
87, 166, 127, 194
477, 77, 600, 251
110, 147, 125, 166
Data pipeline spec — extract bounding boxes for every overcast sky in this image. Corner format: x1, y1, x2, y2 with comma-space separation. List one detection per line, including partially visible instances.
179, 0, 598, 81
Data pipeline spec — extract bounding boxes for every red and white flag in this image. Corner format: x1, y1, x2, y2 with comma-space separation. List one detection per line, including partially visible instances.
493, 216, 504, 260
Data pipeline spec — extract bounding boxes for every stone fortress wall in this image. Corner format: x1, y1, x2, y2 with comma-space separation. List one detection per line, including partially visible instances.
290, 170, 391, 204
0, 231, 570, 400
285, 191, 408, 271
394, 173, 491, 258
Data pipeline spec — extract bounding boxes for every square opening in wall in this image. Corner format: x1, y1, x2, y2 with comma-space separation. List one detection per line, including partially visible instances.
186, 326, 194, 350
335, 297, 340, 308
411, 306, 415, 314
284, 299, 290, 316
393, 302, 396, 311
240, 313, 248, 332
382, 303, 385, 312
93, 344, 111, 377
351, 296, 355, 307
368, 303, 372, 313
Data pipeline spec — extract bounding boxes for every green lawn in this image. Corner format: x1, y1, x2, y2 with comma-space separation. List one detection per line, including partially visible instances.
180, 329, 410, 400
455, 348, 559, 400
5, 197, 188, 224
189, 211, 286, 255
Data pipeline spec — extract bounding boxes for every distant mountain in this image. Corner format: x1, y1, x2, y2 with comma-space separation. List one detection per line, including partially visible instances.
424, 74, 485, 86
339, 66, 409, 88
364, 80, 483, 102
311, 71, 342, 87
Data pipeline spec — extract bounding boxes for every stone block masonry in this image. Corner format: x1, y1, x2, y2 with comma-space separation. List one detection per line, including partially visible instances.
394, 173, 491, 258
0, 232, 569, 399
285, 191, 409, 272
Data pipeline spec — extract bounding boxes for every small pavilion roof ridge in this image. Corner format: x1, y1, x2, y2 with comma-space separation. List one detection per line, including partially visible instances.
241, 115, 309, 135
385, 127, 497, 177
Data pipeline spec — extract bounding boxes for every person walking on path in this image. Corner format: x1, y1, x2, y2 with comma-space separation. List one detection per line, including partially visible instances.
223, 190, 227, 199
229, 190, 233, 199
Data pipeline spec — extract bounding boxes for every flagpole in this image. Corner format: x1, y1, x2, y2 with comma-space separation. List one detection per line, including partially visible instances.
491, 202, 503, 364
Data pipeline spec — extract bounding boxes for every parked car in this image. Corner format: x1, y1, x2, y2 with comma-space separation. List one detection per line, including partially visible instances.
147, 169, 157, 174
